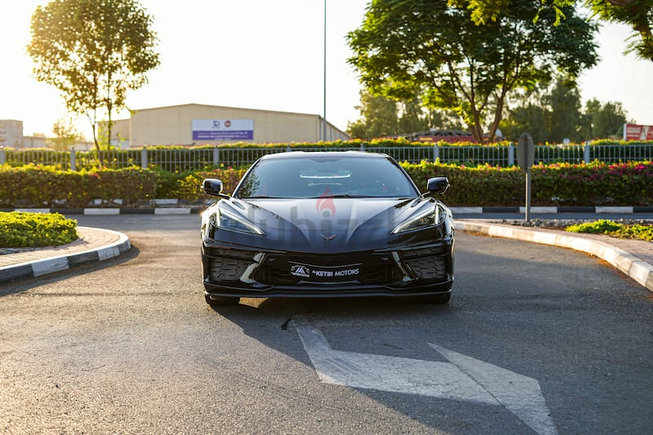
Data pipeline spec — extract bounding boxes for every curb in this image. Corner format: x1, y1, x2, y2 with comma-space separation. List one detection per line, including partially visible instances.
0, 227, 131, 284
2, 208, 203, 215
455, 220, 653, 293
450, 206, 653, 214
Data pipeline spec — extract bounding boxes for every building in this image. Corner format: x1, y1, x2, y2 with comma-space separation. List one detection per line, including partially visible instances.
110, 103, 350, 147
0, 119, 24, 148
0, 119, 95, 150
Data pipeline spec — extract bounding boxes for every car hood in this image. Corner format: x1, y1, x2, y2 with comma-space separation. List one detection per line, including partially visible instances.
205, 196, 439, 252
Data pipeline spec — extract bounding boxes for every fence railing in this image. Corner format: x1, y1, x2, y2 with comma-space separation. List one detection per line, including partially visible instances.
1, 143, 651, 172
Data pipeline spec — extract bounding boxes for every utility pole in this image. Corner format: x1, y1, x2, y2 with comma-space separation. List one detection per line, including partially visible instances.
322, 0, 327, 142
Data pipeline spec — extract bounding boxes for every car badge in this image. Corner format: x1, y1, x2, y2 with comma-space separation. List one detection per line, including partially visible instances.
290, 265, 310, 278
321, 234, 336, 242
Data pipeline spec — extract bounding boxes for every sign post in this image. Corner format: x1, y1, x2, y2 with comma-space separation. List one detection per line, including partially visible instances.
517, 133, 534, 222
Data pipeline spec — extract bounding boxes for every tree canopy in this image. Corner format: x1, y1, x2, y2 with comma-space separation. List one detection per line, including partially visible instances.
500, 79, 628, 142
589, 0, 653, 61
347, 0, 597, 143
454, 0, 653, 61
583, 98, 629, 138
347, 89, 465, 139
28, 0, 160, 155
347, 90, 399, 139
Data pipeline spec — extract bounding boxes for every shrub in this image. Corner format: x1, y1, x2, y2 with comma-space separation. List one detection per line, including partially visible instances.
0, 212, 77, 248
565, 219, 653, 241
401, 160, 653, 207
1, 160, 651, 208
565, 219, 624, 234
0, 165, 157, 208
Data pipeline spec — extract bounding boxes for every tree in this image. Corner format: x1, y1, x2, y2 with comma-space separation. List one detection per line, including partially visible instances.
501, 81, 552, 143
50, 117, 83, 150
546, 79, 584, 143
398, 97, 429, 136
502, 80, 630, 142
347, 89, 465, 139
583, 98, 629, 138
590, 0, 653, 61
347, 90, 399, 139
28, 0, 160, 160
347, 0, 597, 143
453, 0, 653, 61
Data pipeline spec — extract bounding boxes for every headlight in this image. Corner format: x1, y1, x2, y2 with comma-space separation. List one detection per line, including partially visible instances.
392, 204, 444, 234
213, 207, 265, 235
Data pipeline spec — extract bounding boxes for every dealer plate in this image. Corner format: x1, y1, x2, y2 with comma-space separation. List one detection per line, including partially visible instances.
290, 262, 362, 282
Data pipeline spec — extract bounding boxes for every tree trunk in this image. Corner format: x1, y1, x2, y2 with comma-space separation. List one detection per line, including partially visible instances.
487, 95, 506, 143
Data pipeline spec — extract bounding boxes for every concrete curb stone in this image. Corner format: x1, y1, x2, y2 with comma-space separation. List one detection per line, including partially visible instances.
0, 227, 131, 284
455, 220, 653, 293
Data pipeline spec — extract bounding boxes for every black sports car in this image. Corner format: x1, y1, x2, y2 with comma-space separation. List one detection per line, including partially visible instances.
200, 151, 454, 305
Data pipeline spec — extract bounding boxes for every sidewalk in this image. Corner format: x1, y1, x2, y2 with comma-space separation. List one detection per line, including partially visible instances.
455, 220, 653, 293
0, 227, 130, 284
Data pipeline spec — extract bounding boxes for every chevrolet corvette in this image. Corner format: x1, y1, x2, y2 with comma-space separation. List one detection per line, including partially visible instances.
200, 151, 454, 305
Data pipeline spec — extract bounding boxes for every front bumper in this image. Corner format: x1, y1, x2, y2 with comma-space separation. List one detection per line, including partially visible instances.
201, 238, 454, 299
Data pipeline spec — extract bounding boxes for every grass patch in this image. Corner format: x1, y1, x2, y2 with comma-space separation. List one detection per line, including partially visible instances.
565, 219, 653, 242
0, 212, 78, 248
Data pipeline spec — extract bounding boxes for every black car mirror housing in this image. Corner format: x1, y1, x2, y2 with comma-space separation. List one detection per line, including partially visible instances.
203, 179, 230, 198
426, 177, 450, 196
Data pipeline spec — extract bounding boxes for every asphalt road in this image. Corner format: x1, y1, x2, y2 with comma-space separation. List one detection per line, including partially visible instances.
0, 215, 651, 434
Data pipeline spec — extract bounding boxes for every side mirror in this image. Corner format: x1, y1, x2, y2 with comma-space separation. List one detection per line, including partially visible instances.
202, 179, 228, 198
426, 177, 449, 195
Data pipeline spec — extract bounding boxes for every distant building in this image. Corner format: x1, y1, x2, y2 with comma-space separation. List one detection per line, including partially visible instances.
0, 119, 24, 148
22, 135, 48, 148
110, 103, 350, 147
0, 118, 94, 150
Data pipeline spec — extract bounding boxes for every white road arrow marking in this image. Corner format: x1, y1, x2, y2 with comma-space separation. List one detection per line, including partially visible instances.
295, 322, 557, 435
429, 343, 558, 435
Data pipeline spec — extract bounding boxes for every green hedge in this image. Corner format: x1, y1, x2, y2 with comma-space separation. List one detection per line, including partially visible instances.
0, 212, 77, 248
0, 165, 157, 208
153, 167, 248, 199
1, 161, 651, 208
404, 161, 653, 206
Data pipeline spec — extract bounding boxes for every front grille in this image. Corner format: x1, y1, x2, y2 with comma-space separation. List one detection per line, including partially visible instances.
403, 256, 447, 280
205, 247, 258, 283
208, 248, 256, 261
400, 246, 448, 260
209, 257, 252, 282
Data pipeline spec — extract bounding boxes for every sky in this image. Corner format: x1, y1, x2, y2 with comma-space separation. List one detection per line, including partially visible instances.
1, 0, 652, 140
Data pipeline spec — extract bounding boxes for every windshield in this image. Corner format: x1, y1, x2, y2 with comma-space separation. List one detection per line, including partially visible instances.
234, 155, 419, 199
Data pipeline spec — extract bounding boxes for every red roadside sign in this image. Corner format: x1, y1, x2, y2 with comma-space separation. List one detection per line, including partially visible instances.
624, 123, 653, 141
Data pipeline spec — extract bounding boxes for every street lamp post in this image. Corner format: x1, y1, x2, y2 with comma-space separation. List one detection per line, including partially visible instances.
323, 0, 327, 142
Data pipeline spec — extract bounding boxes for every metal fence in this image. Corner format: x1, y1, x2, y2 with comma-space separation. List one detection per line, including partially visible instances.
1, 143, 651, 172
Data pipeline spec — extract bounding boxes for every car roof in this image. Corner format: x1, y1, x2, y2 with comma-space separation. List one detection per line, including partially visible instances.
259, 151, 389, 161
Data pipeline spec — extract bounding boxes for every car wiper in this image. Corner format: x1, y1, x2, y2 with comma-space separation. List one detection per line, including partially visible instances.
314, 193, 365, 198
